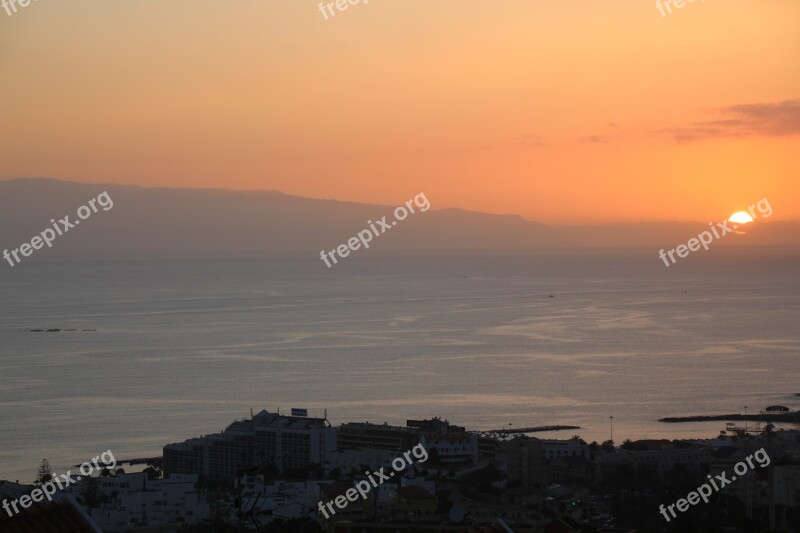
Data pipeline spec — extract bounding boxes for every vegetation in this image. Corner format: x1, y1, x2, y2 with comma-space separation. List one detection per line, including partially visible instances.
34, 459, 53, 486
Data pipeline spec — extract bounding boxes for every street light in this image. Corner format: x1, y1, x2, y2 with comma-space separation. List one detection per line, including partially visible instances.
610, 416, 614, 444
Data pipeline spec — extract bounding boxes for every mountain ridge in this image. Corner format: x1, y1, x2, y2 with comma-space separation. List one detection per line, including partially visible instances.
1, 178, 798, 257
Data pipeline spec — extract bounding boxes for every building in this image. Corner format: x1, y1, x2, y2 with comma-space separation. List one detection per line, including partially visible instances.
409, 418, 479, 464
547, 456, 592, 485
237, 477, 327, 524
337, 422, 418, 452
498, 438, 546, 489
336, 418, 478, 465
164, 409, 336, 479
63, 473, 209, 531
394, 485, 437, 517
318, 481, 373, 520
539, 439, 589, 460
597, 444, 714, 483
324, 447, 398, 476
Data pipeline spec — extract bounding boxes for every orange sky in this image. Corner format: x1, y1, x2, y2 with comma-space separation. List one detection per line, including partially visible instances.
0, 0, 798, 223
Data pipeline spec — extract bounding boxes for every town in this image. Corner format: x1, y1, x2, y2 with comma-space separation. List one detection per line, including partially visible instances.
2, 406, 799, 532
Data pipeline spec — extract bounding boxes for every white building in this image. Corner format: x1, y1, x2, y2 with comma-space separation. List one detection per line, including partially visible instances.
237, 477, 325, 523
540, 439, 589, 460
323, 447, 398, 475
64, 473, 210, 532
422, 434, 479, 463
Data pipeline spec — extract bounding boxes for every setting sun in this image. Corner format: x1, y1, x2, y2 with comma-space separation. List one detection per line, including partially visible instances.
729, 211, 755, 225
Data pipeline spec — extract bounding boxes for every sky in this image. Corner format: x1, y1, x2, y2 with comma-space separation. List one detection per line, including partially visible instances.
0, 0, 798, 223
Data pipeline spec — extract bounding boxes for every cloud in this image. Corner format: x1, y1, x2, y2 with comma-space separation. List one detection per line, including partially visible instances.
581, 135, 612, 144
666, 99, 800, 142
516, 134, 546, 147
578, 123, 624, 144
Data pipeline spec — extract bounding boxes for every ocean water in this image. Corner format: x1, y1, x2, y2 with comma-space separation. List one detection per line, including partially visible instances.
1, 250, 799, 483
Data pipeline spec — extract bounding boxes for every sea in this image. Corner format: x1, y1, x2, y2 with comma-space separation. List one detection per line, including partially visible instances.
1, 250, 799, 483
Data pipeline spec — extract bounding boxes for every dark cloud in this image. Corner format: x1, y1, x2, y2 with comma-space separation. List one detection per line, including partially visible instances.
666, 99, 800, 142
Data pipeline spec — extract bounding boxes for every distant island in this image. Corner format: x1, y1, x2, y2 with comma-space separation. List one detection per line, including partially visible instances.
2, 178, 800, 257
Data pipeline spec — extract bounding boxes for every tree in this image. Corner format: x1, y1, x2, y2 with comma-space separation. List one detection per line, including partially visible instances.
143, 465, 163, 480
35, 459, 53, 486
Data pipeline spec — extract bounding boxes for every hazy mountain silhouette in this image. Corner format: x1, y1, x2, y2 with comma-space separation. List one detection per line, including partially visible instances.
0, 178, 797, 258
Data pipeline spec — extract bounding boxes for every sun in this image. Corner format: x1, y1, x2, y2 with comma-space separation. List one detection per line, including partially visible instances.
729, 211, 754, 225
